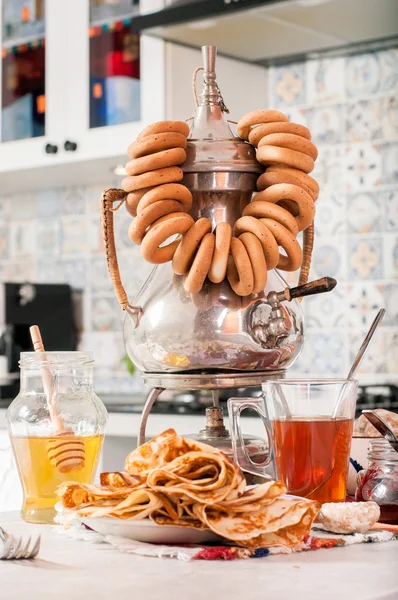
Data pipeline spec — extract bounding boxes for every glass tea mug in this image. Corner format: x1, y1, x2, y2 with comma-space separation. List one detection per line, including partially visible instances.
228, 379, 358, 503
6, 352, 108, 524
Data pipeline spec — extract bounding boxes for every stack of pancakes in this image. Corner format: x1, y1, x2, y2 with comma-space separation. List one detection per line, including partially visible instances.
59, 429, 319, 549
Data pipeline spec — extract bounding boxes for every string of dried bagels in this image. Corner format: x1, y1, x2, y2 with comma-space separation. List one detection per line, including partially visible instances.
122, 110, 319, 296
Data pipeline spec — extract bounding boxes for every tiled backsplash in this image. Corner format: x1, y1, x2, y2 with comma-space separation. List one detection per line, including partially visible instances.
270, 47, 398, 382
0, 46, 397, 389
0, 183, 149, 395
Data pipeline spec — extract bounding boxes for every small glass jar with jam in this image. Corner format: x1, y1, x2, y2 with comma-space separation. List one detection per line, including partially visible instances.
355, 439, 398, 525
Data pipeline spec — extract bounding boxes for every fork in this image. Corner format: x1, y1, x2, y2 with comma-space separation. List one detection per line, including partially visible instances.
0, 526, 41, 560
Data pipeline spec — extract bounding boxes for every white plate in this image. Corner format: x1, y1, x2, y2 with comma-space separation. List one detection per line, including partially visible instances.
80, 493, 306, 544
81, 517, 220, 545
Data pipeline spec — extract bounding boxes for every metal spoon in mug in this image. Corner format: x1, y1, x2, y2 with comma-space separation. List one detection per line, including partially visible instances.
362, 410, 398, 452
332, 308, 386, 418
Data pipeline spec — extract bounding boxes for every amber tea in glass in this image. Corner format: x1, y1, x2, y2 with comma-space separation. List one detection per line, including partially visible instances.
272, 416, 353, 502
228, 379, 357, 503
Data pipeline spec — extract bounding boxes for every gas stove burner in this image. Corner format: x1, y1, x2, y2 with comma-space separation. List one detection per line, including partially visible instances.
142, 369, 286, 391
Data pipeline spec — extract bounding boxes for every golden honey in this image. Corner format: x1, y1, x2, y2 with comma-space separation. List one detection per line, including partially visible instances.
11, 434, 103, 524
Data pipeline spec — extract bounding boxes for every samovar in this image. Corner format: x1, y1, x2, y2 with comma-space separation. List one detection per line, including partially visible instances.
101, 46, 336, 452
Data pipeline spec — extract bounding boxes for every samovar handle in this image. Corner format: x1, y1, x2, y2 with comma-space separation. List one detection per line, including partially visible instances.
275, 276, 337, 303
100, 188, 143, 327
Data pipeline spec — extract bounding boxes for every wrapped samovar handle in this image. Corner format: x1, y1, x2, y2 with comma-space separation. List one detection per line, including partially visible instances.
100, 189, 143, 326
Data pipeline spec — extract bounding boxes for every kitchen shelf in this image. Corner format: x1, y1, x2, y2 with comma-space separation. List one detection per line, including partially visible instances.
1, 31, 44, 50
132, 0, 398, 65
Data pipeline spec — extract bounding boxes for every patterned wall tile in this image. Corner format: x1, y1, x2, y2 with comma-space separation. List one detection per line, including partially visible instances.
116, 213, 133, 250
346, 282, 385, 328
345, 53, 380, 97
284, 107, 309, 127
306, 57, 345, 104
312, 333, 347, 376
63, 258, 87, 290
386, 330, 398, 374
346, 192, 382, 233
62, 217, 87, 254
382, 96, 398, 139
269, 62, 306, 108
381, 142, 398, 184
91, 296, 123, 332
344, 143, 382, 190
382, 233, 398, 280
3, 260, 35, 282
118, 247, 153, 299
9, 221, 36, 259
307, 104, 343, 144
87, 215, 105, 254
293, 332, 347, 376
289, 338, 312, 375
346, 99, 382, 143
379, 48, 398, 93
303, 285, 346, 330
90, 256, 113, 293
349, 329, 385, 374
37, 219, 62, 256
312, 146, 344, 193
37, 189, 60, 219
87, 184, 106, 213
311, 235, 346, 280
382, 191, 397, 231
384, 284, 398, 326
348, 236, 383, 280
78, 331, 123, 371
314, 194, 346, 236
62, 186, 87, 216
36, 258, 64, 284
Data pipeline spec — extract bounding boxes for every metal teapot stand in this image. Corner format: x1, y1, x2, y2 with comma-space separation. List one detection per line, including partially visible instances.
138, 370, 285, 445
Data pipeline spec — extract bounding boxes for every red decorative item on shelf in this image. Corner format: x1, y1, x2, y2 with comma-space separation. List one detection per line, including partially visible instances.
105, 51, 138, 78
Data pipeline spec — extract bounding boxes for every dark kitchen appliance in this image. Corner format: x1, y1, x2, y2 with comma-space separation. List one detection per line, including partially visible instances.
0, 282, 77, 400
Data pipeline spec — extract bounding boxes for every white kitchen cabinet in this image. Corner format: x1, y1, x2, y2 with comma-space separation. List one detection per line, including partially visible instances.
0, 0, 166, 175
0, 0, 266, 181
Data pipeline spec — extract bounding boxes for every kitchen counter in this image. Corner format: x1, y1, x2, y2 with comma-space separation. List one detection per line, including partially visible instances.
0, 407, 267, 438
1, 512, 397, 600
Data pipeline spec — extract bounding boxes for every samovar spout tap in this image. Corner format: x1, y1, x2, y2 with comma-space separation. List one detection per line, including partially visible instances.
249, 277, 337, 348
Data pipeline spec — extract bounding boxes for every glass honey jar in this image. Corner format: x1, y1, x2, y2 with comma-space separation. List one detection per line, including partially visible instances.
6, 351, 108, 524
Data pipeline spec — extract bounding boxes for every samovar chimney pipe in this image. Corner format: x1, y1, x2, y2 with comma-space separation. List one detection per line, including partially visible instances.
200, 46, 219, 107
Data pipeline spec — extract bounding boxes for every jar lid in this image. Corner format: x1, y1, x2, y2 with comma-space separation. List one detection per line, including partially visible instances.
368, 437, 398, 461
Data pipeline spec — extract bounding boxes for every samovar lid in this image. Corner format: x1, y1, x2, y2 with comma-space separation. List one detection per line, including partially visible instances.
183, 45, 262, 174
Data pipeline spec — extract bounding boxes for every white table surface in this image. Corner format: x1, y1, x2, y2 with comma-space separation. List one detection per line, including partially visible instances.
1, 512, 397, 600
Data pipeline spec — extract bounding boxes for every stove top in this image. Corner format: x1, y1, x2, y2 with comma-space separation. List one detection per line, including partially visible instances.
1, 385, 397, 417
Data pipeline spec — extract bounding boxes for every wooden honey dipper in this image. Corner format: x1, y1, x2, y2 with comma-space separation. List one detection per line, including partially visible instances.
29, 326, 85, 473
